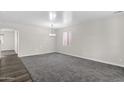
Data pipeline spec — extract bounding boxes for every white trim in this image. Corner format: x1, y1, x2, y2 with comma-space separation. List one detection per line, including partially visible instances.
57, 51, 124, 68
18, 51, 55, 57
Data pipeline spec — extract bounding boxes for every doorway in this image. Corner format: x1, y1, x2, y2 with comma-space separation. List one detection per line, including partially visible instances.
0, 29, 19, 58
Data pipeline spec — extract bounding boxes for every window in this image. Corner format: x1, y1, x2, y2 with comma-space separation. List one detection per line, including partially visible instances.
63, 32, 71, 46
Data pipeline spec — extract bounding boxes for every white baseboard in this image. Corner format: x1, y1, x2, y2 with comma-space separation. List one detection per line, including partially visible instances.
57, 51, 124, 68
18, 51, 55, 57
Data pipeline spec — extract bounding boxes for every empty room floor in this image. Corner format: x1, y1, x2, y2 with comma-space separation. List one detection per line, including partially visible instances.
0, 50, 32, 82
21, 53, 124, 82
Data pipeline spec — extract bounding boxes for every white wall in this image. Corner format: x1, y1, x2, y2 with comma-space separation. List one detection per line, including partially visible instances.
0, 40, 1, 57
0, 31, 15, 51
18, 25, 56, 57
14, 31, 18, 53
0, 23, 56, 57
56, 13, 124, 67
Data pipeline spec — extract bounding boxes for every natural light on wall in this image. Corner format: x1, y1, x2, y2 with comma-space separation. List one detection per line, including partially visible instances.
49, 11, 56, 21
49, 11, 56, 37
0, 34, 4, 44
63, 32, 71, 46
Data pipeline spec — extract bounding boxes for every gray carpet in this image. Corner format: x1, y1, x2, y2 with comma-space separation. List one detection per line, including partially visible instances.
21, 53, 124, 82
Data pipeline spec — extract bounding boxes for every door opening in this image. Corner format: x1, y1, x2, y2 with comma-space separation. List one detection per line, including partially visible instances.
0, 29, 19, 58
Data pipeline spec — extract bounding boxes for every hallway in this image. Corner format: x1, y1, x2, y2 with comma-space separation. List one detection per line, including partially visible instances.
0, 50, 32, 82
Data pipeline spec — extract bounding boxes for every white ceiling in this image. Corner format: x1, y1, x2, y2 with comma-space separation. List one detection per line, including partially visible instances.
0, 11, 115, 28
